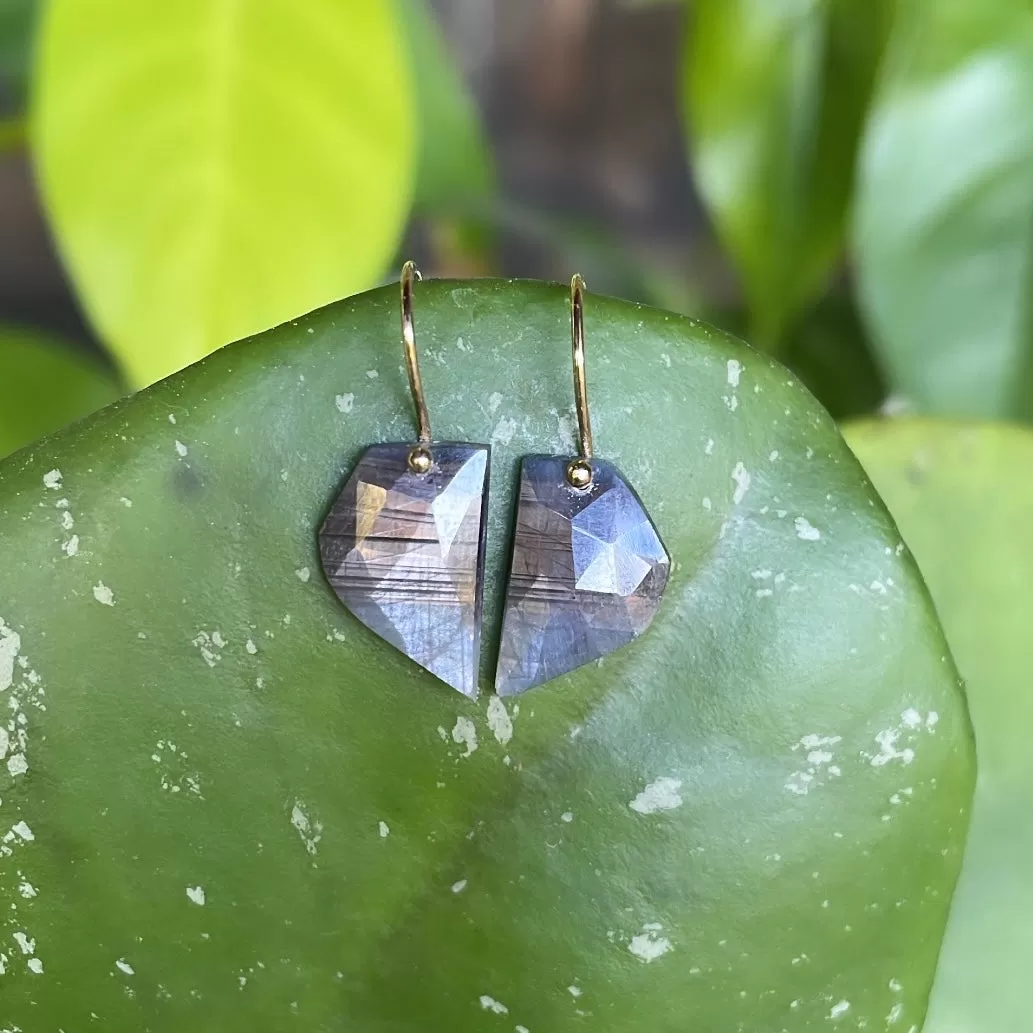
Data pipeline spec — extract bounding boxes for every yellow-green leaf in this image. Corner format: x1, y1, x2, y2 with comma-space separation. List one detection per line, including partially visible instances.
32, 0, 415, 388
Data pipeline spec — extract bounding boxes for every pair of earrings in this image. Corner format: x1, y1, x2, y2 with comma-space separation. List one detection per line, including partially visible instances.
318, 263, 670, 698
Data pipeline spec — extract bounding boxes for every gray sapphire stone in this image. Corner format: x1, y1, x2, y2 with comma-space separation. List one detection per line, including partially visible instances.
495, 455, 670, 695
319, 442, 489, 698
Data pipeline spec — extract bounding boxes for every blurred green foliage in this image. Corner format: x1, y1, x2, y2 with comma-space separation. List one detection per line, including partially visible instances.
684, 0, 894, 349
855, 0, 1033, 420
848, 419, 1033, 1033
0, 326, 121, 456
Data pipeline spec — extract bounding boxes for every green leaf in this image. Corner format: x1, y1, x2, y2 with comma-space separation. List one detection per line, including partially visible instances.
854, 0, 1033, 420
399, 0, 492, 217
684, 0, 894, 346
31, 0, 415, 389
846, 418, 1033, 1033
0, 282, 971, 1030
0, 0, 35, 118
705, 291, 888, 420
0, 326, 122, 458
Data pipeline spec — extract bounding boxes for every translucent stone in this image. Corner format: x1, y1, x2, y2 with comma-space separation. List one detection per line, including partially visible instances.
495, 455, 670, 695
319, 442, 489, 697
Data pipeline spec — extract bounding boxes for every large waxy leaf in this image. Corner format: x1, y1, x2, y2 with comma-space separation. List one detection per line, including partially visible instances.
0, 282, 972, 1030
684, 0, 894, 346
854, 0, 1033, 420
847, 419, 1033, 1033
31, 0, 414, 388
0, 326, 122, 458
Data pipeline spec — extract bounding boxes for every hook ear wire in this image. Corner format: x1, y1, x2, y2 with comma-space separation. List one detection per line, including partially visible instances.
400, 261, 433, 471
567, 273, 594, 489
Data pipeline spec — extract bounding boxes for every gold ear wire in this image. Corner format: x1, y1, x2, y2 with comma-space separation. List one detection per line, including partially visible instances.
400, 260, 433, 473
567, 273, 594, 489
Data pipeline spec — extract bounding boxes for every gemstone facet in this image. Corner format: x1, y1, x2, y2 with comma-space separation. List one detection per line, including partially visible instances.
495, 455, 670, 695
319, 442, 489, 697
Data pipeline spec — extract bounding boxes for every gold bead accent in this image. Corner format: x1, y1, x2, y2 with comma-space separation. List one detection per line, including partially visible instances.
408, 446, 433, 474
566, 459, 593, 489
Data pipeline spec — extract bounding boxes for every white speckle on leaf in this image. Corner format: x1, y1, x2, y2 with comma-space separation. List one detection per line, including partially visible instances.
27, 957, 43, 974
115, 959, 135, 976
61, 509, 74, 530
702, 496, 712, 510
120, 496, 133, 507
829, 1000, 850, 1020
927, 711, 939, 728
7, 753, 27, 777
731, 462, 750, 504
335, 393, 355, 413
705, 438, 714, 455
295, 567, 311, 583
452, 716, 478, 758
366, 369, 379, 379
872, 732, 913, 767
185, 886, 206, 906
887, 1002, 904, 1025
628, 923, 672, 963
245, 639, 257, 655
174, 440, 188, 457
291, 803, 323, 855
12, 821, 34, 842
492, 416, 518, 446
192, 630, 225, 667
379, 821, 390, 838
62, 534, 79, 557
93, 582, 115, 606
786, 734, 843, 795
769, 450, 779, 461
629, 776, 683, 814
727, 359, 742, 387
0, 621, 18, 692
487, 391, 503, 413
13, 932, 35, 955
43, 469, 62, 489
794, 517, 821, 541
451, 879, 467, 894
486, 696, 513, 745
561, 811, 574, 823
901, 708, 922, 729
479, 995, 508, 1015
568, 985, 582, 998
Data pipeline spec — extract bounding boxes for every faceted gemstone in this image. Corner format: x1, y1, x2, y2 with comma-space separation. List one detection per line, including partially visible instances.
319, 442, 489, 697
495, 455, 670, 695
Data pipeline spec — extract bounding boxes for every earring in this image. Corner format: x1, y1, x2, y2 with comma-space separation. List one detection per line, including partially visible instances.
318, 262, 490, 698
495, 275, 670, 695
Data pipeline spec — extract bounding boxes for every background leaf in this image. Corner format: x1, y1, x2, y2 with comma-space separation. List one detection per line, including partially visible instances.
0, 0, 34, 120
0, 326, 121, 458
399, 0, 492, 219
0, 282, 972, 1030
31, 0, 415, 388
847, 418, 1033, 1033
397, 0, 495, 269
854, 0, 1033, 420
683, 0, 894, 347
